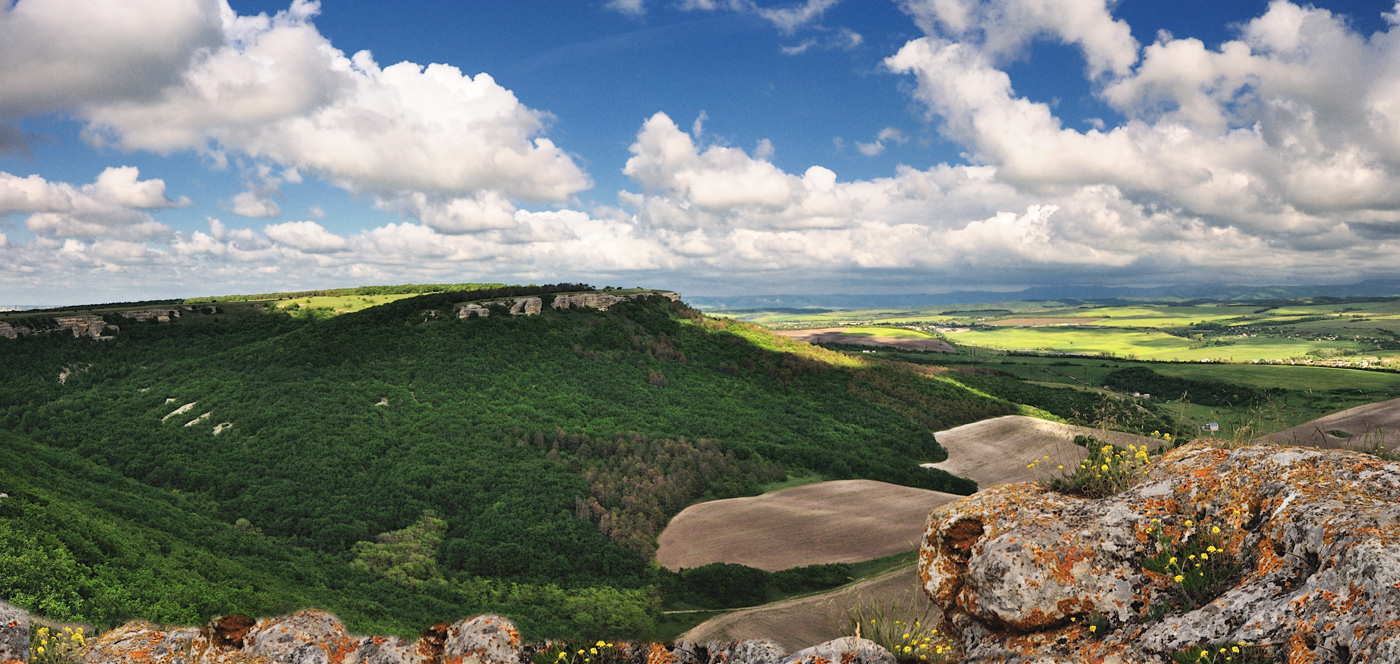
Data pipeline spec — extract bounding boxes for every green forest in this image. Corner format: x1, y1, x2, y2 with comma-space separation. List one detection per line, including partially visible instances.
0, 289, 1013, 638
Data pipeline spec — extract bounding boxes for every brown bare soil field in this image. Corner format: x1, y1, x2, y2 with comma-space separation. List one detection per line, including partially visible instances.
922, 415, 1155, 487
986, 317, 1104, 326
655, 480, 960, 572
679, 564, 935, 651
1259, 397, 1400, 452
773, 328, 955, 353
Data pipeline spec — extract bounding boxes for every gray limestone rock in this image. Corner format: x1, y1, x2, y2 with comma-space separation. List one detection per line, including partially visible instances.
0, 600, 29, 663
920, 443, 1400, 663
779, 638, 892, 664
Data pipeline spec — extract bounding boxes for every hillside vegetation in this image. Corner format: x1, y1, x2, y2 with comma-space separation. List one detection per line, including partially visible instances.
0, 288, 1009, 638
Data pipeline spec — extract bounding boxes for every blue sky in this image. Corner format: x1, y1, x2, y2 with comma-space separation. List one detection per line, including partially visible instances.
2, 0, 1399, 304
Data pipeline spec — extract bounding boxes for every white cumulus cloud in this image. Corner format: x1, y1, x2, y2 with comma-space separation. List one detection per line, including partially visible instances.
0, 167, 184, 241
263, 220, 348, 253
0, 0, 591, 209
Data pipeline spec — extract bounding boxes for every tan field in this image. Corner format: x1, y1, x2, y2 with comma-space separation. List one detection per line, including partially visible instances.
1260, 397, 1400, 452
656, 480, 960, 572
678, 415, 1155, 644
772, 328, 956, 353
921, 415, 1155, 487
678, 564, 935, 651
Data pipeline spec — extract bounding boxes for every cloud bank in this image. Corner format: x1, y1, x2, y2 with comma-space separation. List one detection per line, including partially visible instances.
4, 0, 1400, 301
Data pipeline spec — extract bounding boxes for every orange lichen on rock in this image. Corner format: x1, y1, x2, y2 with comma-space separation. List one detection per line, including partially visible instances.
919, 443, 1400, 663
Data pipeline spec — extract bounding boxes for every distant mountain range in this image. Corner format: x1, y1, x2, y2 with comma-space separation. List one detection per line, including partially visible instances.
687, 279, 1400, 310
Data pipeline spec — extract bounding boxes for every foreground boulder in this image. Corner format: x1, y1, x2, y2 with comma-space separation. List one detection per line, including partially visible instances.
919, 442, 1400, 663
1, 601, 29, 663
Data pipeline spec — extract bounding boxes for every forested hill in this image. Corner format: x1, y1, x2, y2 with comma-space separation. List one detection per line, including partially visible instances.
0, 289, 1013, 637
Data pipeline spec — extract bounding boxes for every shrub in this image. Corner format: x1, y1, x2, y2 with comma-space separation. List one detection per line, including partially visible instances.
844, 592, 958, 663
1033, 436, 1150, 498
1172, 641, 1271, 663
1143, 515, 1241, 619
31, 625, 85, 664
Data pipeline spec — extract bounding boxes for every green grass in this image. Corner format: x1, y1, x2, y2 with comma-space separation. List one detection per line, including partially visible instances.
1150, 363, 1400, 391
270, 293, 423, 314
946, 327, 1365, 362
836, 326, 937, 339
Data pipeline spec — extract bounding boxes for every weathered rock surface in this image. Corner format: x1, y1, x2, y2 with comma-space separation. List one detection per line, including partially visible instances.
1, 600, 29, 663
671, 639, 787, 664
551, 292, 681, 311
54, 315, 114, 339
780, 638, 891, 664
507, 298, 542, 317
456, 290, 681, 319
121, 309, 180, 323
78, 611, 519, 664
71, 611, 879, 664
0, 322, 31, 339
920, 442, 1400, 663
458, 304, 490, 319
441, 615, 520, 664
550, 292, 626, 310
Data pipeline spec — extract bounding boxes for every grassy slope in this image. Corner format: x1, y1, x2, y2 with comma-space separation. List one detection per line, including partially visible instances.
0, 292, 1008, 637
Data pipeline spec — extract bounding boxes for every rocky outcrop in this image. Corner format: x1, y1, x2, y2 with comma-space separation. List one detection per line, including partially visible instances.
550, 292, 626, 310
458, 304, 490, 319
551, 291, 681, 311
455, 290, 682, 320
0, 322, 31, 339
64, 611, 889, 664
1, 600, 29, 663
54, 315, 115, 339
919, 442, 1400, 663
121, 309, 180, 323
79, 611, 517, 664
781, 638, 891, 664
507, 298, 542, 317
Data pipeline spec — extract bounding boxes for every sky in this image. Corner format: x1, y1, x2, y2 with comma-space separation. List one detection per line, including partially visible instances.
2, 0, 1400, 304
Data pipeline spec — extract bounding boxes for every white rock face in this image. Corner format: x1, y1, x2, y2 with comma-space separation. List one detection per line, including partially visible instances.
121, 309, 180, 323
551, 292, 627, 310
0, 321, 31, 339
55, 315, 112, 339
459, 303, 491, 318
508, 297, 542, 316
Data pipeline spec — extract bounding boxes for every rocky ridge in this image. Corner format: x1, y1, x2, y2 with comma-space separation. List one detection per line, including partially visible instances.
919, 442, 1400, 663
0, 607, 892, 664
457, 291, 680, 319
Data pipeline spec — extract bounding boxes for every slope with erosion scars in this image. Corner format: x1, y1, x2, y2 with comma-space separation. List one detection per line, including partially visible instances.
921, 415, 1156, 487
656, 480, 960, 572
1259, 395, 1400, 451
678, 564, 932, 652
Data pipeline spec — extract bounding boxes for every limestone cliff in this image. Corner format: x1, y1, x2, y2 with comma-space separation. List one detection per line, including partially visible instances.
456, 290, 681, 319
0, 322, 30, 339
919, 443, 1400, 663
508, 297, 542, 316
552, 291, 680, 310
53, 315, 116, 340
120, 309, 180, 323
